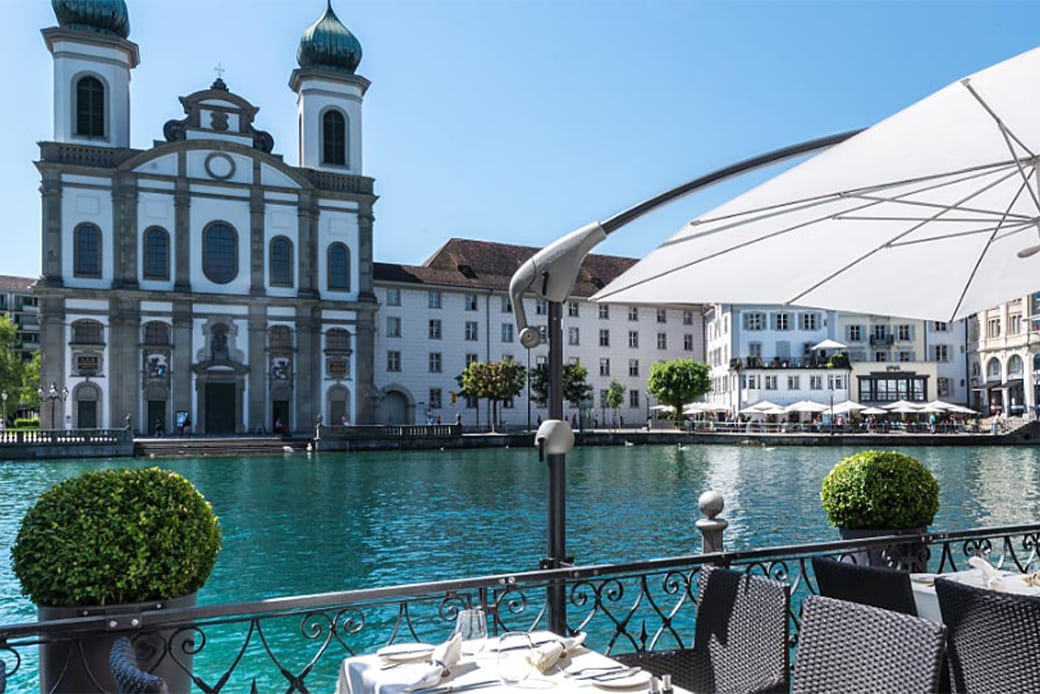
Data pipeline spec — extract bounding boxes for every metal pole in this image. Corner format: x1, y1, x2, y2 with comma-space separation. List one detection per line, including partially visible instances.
546, 300, 567, 635
527, 350, 532, 431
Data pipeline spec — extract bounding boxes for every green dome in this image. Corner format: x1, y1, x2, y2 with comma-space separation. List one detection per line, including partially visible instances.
297, 2, 362, 74
52, 0, 130, 39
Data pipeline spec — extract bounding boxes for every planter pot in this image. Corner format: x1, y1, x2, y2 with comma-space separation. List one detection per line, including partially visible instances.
837, 528, 929, 572
38, 592, 196, 694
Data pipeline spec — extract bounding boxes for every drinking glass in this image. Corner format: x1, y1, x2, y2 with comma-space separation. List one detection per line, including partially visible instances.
452, 607, 488, 656
496, 631, 533, 686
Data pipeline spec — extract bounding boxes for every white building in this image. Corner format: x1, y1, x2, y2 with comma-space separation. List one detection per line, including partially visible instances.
36, 1, 377, 433
968, 293, 1040, 417
372, 239, 706, 428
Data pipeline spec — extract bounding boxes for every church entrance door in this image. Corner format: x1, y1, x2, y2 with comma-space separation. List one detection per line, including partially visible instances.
205, 383, 236, 433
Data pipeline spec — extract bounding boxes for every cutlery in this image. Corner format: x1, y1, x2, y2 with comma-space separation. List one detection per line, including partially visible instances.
575, 666, 643, 681
413, 679, 499, 693
566, 665, 628, 677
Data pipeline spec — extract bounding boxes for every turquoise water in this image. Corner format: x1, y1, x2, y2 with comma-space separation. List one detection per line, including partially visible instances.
1, 444, 1039, 688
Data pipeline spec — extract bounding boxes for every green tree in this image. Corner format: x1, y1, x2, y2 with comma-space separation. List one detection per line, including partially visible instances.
605, 379, 625, 429
456, 360, 526, 432
18, 352, 41, 421
0, 317, 29, 423
528, 362, 593, 408
648, 359, 712, 427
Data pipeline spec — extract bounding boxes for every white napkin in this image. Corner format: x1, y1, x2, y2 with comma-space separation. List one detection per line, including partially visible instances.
406, 633, 462, 691
528, 632, 587, 673
968, 556, 1005, 590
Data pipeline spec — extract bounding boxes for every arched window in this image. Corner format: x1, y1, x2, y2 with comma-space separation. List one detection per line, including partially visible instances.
270, 325, 292, 350
328, 243, 350, 291
72, 319, 104, 344
327, 328, 351, 352
76, 75, 105, 138
143, 321, 170, 345
202, 222, 238, 284
322, 110, 347, 166
74, 223, 101, 277
269, 236, 294, 287
986, 357, 1002, 380
1009, 354, 1025, 377
143, 227, 170, 280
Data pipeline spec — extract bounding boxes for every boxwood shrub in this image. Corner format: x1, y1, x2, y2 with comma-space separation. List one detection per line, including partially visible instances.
11, 467, 222, 607
820, 450, 939, 530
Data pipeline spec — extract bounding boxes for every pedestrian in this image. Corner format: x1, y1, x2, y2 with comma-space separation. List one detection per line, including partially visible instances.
182, 414, 191, 436
154, 417, 164, 437
571, 413, 578, 428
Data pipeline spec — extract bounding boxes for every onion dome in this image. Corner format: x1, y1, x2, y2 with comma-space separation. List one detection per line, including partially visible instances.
51, 0, 130, 39
297, 2, 362, 74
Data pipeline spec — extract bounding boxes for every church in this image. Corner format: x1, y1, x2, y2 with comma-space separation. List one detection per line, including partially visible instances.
35, 0, 377, 433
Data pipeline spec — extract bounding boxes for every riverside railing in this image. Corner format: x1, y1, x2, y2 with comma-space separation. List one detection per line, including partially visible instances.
2, 519, 1038, 692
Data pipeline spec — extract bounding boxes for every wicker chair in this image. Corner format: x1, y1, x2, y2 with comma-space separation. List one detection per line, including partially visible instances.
935, 577, 1040, 692
110, 637, 169, 694
791, 595, 946, 694
811, 555, 918, 615
615, 565, 790, 693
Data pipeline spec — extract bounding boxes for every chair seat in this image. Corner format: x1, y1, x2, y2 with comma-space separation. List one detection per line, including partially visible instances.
110, 637, 168, 694
616, 649, 786, 693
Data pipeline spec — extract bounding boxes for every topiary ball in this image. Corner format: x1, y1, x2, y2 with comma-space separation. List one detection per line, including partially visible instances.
11, 467, 221, 607
820, 450, 939, 530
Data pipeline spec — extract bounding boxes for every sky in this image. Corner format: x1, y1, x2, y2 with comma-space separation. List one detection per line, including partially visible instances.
3, 0, 1040, 278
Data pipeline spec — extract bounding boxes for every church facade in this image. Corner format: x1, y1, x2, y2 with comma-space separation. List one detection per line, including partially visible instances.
35, 1, 377, 433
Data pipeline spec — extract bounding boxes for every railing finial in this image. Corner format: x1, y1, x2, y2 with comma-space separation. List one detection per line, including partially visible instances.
696, 490, 728, 555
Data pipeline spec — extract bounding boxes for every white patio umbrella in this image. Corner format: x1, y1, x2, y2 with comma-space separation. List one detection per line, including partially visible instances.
784, 400, 830, 414
739, 400, 783, 413
883, 400, 923, 411
830, 400, 867, 415
592, 46, 1040, 323
650, 404, 676, 413
860, 406, 889, 416
810, 339, 847, 351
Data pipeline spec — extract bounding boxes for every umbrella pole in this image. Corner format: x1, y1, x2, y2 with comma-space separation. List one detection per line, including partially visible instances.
546, 300, 568, 635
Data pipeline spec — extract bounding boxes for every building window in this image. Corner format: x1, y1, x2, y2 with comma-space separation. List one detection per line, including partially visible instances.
828, 374, 846, 390
501, 297, 512, 313
327, 328, 350, 351
386, 288, 401, 306
875, 352, 888, 362
536, 299, 548, 315
933, 344, 949, 362
848, 325, 863, 342
269, 236, 293, 287
744, 312, 766, 330
599, 358, 610, 376
465, 353, 478, 366
937, 377, 950, 396
628, 307, 639, 321
465, 294, 478, 311
629, 359, 639, 377
628, 331, 639, 348
599, 329, 609, 347
428, 291, 442, 309
538, 325, 548, 342
683, 334, 694, 351
75, 75, 105, 138
429, 352, 442, 373
787, 375, 800, 390
987, 318, 1001, 338
270, 325, 292, 350
629, 389, 640, 408
656, 309, 667, 323
72, 319, 104, 344
1010, 314, 1023, 335
429, 319, 442, 340
502, 323, 514, 343
201, 222, 237, 284
809, 375, 823, 390
599, 304, 609, 319
568, 302, 580, 317
465, 321, 478, 341
429, 388, 442, 409
74, 223, 102, 277
775, 312, 791, 330
143, 321, 169, 345
897, 324, 912, 341
386, 316, 401, 338
387, 351, 401, 372
764, 375, 778, 390
322, 110, 347, 166
932, 321, 948, 332
800, 312, 819, 331
143, 227, 169, 280
657, 333, 667, 350
327, 243, 350, 290
568, 327, 580, 346
683, 310, 694, 325
898, 351, 915, 362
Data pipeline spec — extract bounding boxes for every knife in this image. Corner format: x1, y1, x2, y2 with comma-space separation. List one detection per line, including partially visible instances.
412, 679, 499, 693
575, 666, 643, 682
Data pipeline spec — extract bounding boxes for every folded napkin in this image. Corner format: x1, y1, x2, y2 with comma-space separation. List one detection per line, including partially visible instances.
528, 632, 587, 673
968, 556, 1005, 590
406, 633, 462, 691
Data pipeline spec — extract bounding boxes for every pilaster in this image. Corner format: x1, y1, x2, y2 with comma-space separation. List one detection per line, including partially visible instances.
174, 156, 191, 292
250, 160, 265, 295
248, 302, 267, 432
39, 170, 64, 287
297, 192, 318, 298
38, 297, 67, 428
354, 307, 376, 424
171, 302, 193, 418
108, 297, 140, 427
358, 202, 375, 301
111, 172, 139, 289
295, 303, 320, 427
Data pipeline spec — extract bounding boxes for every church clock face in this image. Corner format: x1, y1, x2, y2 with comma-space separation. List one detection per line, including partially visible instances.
204, 152, 236, 180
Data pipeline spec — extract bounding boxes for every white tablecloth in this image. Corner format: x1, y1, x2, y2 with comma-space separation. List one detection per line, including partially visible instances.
911, 569, 1040, 621
336, 630, 690, 693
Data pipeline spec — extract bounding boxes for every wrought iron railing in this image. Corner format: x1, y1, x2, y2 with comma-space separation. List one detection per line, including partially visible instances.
1, 523, 1038, 692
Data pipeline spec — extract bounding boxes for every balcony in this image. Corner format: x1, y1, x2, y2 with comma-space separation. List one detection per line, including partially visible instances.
869, 335, 895, 346
732, 354, 850, 370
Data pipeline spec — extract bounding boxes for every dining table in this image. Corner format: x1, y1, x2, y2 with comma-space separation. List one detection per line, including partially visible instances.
335, 630, 691, 693
910, 567, 1040, 621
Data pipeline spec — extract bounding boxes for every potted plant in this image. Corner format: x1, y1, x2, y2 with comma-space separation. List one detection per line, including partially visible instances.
10, 467, 222, 693
820, 450, 939, 570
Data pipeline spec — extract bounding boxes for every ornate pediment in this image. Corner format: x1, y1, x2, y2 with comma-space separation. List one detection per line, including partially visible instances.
163, 78, 274, 153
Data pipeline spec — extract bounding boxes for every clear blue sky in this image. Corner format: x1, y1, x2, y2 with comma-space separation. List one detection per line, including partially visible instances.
3, 0, 1039, 277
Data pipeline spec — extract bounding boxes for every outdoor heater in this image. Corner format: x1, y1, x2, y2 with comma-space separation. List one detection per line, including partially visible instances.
509, 130, 859, 635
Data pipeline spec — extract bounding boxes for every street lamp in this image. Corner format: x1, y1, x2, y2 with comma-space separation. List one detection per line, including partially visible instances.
39, 381, 69, 429
509, 131, 858, 634
1, 389, 7, 432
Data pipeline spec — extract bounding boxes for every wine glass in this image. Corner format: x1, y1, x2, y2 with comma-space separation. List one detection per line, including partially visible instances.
496, 631, 533, 686
452, 608, 488, 656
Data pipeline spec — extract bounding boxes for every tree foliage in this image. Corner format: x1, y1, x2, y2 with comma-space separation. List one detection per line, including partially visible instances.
0, 317, 35, 422
605, 379, 625, 422
456, 360, 527, 432
647, 359, 712, 426
528, 362, 593, 407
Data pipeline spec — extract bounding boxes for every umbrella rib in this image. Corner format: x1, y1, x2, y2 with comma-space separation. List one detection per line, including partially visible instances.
888, 218, 1035, 248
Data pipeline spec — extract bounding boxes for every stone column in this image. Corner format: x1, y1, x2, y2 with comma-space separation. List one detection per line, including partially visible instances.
249, 162, 265, 295
37, 297, 66, 429
111, 172, 139, 289
354, 308, 375, 424
108, 297, 140, 428
248, 302, 267, 433
357, 202, 375, 301
696, 491, 728, 555
297, 193, 318, 298
39, 169, 64, 287
171, 302, 193, 422
173, 161, 191, 292
295, 303, 320, 429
